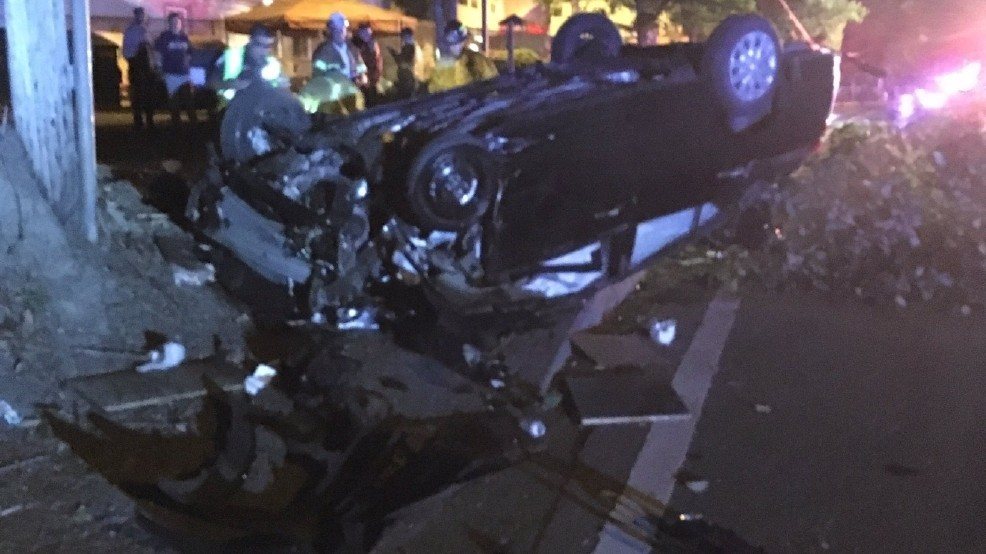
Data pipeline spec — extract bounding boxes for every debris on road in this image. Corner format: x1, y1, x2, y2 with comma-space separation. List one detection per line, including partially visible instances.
462, 343, 483, 367
0, 400, 22, 426
171, 263, 216, 287
135, 341, 186, 373
649, 318, 677, 346
520, 417, 547, 438
569, 331, 673, 369
563, 369, 688, 426
244, 364, 278, 396
685, 480, 710, 493
0, 504, 24, 518
754, 403, 772, 414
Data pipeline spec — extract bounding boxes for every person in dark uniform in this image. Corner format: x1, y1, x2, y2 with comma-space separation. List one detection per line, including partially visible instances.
122, 7, 154, 131
389, 26, 421, 99
352, 23, 383, 107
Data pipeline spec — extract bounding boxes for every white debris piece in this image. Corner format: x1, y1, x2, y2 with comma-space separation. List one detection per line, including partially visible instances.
520, 418, 547, 439
649, 319, 677, 346
0, 401, 22, 426
685, 480, 710, 494
136, 342, 186, 373
172, 263, 216, 287
462, 344, 483, 367
336, 307, 380, 331
490, 378, 506, 389
755, 403, 772, 414
245, 364, 278, 396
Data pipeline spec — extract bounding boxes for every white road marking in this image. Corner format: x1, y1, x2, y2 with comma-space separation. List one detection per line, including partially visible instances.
593, 290, 741, 553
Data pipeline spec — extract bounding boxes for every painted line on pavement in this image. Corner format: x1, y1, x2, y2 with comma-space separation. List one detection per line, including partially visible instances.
592, 289, 741, 553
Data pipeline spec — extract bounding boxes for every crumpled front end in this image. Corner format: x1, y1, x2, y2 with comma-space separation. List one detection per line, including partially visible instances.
187, 143, 379, 325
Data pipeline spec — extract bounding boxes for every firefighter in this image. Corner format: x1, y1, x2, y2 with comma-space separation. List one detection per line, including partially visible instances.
209, 23, 285, 107
307, 12, 366, 115
428, 20, 498, 93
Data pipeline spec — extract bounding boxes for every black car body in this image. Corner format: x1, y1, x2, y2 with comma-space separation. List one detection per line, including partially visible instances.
188, 14, 838, 324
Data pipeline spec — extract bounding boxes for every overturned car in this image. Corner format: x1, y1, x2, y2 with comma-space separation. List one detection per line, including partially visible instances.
187, 13, 838, 325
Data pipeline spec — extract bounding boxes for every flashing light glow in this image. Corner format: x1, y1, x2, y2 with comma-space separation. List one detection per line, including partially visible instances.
897, 93, 916, 119
915, 88, 948, 110
933, 61, 981, 95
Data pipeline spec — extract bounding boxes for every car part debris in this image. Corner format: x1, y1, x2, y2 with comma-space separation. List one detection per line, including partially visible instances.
0, 400, 22, 426
685, 480, 710, 493
135, 341, 186, 373
244, 364, 278, 396
172, 262, 216, 287
563, 370, 688, 426
649, 319, 677, 346
520, 417, 547, 438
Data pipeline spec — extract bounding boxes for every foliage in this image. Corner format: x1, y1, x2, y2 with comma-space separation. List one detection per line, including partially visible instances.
757, 0, 867, 49
670, 0, 756, 41
683, 107, 986, 309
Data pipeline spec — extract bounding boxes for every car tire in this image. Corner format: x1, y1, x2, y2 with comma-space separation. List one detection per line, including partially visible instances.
219, 81, 310, 163
550, 13, 622, 65
406, 135, 496, 231
702, 14, 780, 133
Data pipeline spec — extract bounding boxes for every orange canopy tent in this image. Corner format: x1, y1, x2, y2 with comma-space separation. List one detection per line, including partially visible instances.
225, 0, 417, 35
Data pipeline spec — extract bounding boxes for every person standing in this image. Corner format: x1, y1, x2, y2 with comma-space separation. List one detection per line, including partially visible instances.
310, 12, 366, 114
122, 7, 154, 131
154, 13, 197, 127
352, 23, 383, 107
389, 27, 425, 99
428, 20, 498, 93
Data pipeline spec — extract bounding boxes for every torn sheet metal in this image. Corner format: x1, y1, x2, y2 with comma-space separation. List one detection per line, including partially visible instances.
631, 203, 719, 267
564, 370, 689, 426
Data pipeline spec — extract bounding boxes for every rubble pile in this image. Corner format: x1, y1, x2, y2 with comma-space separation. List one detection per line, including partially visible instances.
697, 111, 986, 308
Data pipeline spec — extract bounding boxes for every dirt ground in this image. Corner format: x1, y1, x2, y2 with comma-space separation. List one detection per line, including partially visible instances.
0, 115, 247, 551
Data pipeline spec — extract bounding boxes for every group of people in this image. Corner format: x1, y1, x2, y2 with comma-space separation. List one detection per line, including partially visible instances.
122, 8, 198, 131
121, 6, 500, 132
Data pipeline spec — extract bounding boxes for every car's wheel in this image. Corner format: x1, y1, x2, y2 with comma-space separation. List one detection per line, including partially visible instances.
550, 13, 622, 65
702, 14, 780, 133
219, 81, 310, 163
406, 135, 496, 231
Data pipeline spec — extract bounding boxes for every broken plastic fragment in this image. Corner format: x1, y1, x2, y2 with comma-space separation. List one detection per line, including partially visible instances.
649, 319, 677, 346
0, 400, 22, 426
245, 364, 278, 396
136, 342, 186, 373
462, 344, 483, 367
490, 378, 506, 389
336, 307, 380, 331
685, 480, 710, 493
754, 403, 772, 414
172, 263, 216, 287
520, 418, 547, 439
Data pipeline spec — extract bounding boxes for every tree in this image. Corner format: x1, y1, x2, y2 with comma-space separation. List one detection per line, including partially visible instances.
622, 0, 865, 47
756, 0, 867, 49
625, 0, 755, 45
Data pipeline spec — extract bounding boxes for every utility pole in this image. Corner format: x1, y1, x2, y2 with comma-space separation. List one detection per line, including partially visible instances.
481, 0, 489, 54
72, 0, 98, 242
